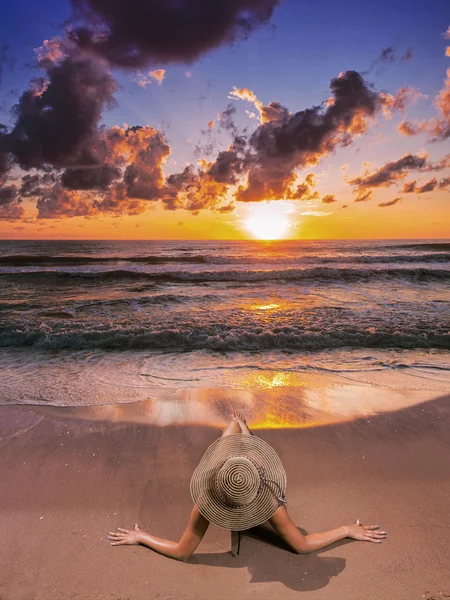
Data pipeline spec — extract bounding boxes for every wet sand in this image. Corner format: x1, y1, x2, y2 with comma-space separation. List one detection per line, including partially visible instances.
1, 393, 450, 600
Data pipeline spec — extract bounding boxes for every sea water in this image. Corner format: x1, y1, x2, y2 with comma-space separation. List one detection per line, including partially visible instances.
0, 239, 449, 423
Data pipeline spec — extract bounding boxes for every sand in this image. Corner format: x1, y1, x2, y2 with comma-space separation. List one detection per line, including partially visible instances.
1, 393, 450, 600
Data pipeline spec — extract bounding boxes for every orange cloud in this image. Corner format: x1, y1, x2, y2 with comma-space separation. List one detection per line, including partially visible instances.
378, 197, 402, 207
134, 68, 166, 87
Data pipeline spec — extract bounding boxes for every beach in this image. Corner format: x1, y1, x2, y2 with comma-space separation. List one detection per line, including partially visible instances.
0, 239, 449, 599
1, 391, 450, 600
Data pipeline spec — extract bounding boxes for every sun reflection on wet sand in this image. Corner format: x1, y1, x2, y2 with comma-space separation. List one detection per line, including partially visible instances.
29, 375, 443, 430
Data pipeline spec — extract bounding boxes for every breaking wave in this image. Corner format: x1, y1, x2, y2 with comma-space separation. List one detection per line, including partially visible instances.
1, 324, 448, 351
1, 266, 449, 285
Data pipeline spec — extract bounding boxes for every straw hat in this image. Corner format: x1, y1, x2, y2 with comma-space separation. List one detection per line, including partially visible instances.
190, 434, 287, 531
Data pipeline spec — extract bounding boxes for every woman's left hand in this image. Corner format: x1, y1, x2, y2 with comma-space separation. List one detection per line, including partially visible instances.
108, 524, 142, 546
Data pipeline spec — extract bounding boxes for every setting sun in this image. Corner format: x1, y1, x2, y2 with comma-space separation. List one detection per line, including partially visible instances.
244, 201, 293, 239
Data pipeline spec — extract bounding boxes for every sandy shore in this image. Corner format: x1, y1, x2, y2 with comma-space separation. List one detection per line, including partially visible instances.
1, 394, 450, 600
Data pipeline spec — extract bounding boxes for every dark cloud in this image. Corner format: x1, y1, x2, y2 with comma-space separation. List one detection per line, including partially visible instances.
439, 177, 450, 189
378, 197, 401, 207
0, 184, 24, 220
403, 177, 447, 193
69, 0, 279, 67
6, 49, 117, 171
363, 46, 413, 74
402, 180, 416, 193
35, 125, 171, 218
379, 47, 395, 63
36, 184, 98, 218
207, 135, 248, 184
235, 71, 380, 202
415, 178, 438, 193
123, 129, 171, 200
402, 48, 413, 61
162, 165, 229, 211
20, 172, 57, 197
349, 153, 428, 190
62, 164, 121, 190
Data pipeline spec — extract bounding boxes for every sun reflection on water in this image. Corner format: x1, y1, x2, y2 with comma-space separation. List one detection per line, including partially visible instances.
29, 370, 442, 432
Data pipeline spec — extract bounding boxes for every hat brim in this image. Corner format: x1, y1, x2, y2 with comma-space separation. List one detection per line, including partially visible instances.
190, 434, 287, 531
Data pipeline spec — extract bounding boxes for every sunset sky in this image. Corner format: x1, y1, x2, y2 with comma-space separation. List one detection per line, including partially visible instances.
0, 0, 449, 240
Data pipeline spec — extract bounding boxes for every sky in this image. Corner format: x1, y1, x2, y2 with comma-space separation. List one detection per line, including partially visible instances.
0, 0, 449, 240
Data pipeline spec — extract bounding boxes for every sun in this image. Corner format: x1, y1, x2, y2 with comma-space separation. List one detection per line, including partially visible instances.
244, 201, 293, 240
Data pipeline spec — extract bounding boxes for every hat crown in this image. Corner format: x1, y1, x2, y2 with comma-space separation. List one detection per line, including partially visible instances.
216, 456, 260, 508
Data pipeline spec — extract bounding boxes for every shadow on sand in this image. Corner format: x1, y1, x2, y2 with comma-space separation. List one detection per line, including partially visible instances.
192, 525, 347, 592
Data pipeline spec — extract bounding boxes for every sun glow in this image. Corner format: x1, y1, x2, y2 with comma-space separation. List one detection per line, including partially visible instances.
244, 201, 293, 239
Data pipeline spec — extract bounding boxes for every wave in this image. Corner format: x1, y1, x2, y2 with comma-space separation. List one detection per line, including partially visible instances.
1, 323, 448, 351
386, 242, 450, 251
0, 251, 448, 267
0, 254, 209, 266
1, 266, 449, 285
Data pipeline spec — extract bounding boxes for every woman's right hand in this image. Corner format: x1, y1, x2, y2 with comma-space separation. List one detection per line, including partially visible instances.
345, 519, 387, 543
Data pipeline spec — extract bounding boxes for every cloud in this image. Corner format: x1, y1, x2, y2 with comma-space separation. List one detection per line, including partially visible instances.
6, 47, 117, 171
20, 172, 57, 196
397, 40, 450, 141
349, 153, 428, 190
397, 120, 427, 136
234, 70, 382, 202
379, 47, 395, 63
379, 87, 425, 118
30, 68, 414, 217
35, 125, 171, 218
229, 86, 289, 124
321, 194, 337, 203
402, 48, 413, 61
134, 69, 166, 87
402, 177, 448, 193
34, 38, 67, 67
69, 0, 279, 67
364, 46, 414, 74
285, 173, 318, 201
354, 190, 373, 202
36, 185, 99, 218
162, 164, 229, 212
378, 197, 401, 207
300, 210, 332, 217
0, 0, 279, 190
0, 184, 25, 220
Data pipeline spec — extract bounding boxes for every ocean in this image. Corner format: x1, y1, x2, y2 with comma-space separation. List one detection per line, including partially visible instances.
0, 239, 449, 423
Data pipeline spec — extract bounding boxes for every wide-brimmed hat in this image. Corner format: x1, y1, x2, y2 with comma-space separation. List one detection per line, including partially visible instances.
190, 434, 287, 531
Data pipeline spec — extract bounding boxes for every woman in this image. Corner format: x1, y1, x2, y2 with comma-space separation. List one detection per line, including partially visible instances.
108, 412, 387, 561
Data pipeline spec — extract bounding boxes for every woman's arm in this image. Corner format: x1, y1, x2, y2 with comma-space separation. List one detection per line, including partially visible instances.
269, 506, 387, 554
108, 505, 209, 562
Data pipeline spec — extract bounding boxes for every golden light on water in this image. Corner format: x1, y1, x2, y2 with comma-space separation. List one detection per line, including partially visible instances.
252, 303, 280, 311
254, 372, 290, 389
244, 201, 293, 240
